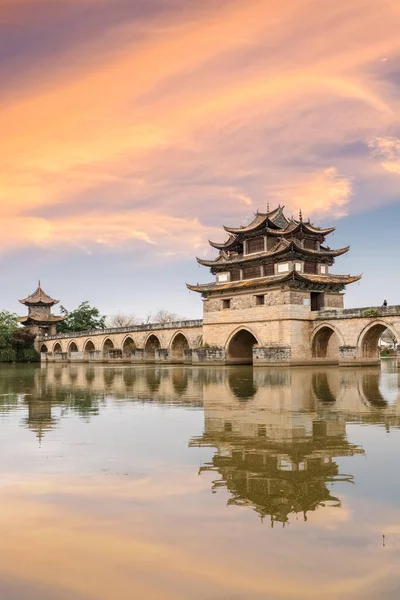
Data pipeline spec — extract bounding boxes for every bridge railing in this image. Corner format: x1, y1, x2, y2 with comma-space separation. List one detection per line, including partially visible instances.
316, 305, 400, 319
39, 319, 204, 341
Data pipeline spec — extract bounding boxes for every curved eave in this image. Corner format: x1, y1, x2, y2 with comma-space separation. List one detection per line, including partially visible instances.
195, 241, 349, 267
18, 315, 65, 324
186, 271, 362, 293
208, 235, 238, 250
223, 213, 267, 235
223, 207, 285, 235
277, 223, 336, 237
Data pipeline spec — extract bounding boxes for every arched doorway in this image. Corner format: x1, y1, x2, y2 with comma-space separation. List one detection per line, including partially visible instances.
361, 324, 398, 360
144, 335, 161, 361
40, 344, 48, 353
103, 338, 114, 358
170, 333, 189, 362
227, 329, 258, 365
53, 342, 62, 354
312, 326, 340, 362
83, 340, 95, 359
122, 336, 136, 358
68, 341, 78, 356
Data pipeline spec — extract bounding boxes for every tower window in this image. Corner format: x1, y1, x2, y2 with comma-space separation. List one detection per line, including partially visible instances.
304, 261, 318, 274
246, 236, 264, 254
222, 299, 231, 309
320, 265, 327, 274
255, 295, 265, 305
304, 238, 317, 250
277, 262, 289, 273
230, 269, 241, 281
243, 266, 261, 279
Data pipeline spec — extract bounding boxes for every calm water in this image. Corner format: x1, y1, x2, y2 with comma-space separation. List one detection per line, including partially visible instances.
0, 362, 399, 599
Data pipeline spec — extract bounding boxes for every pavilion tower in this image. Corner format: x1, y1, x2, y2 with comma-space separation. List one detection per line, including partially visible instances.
187, 206, 361, 364
18, 282, 64, 338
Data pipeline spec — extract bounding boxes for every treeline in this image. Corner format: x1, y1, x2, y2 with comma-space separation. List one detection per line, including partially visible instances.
0, 311, 40, 363
56, 302, 184, 333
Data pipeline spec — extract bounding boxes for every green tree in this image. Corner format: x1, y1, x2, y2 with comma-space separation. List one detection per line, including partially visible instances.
0, 311, 19, 348
0, 312, 39, 362
57, 301, 106, 333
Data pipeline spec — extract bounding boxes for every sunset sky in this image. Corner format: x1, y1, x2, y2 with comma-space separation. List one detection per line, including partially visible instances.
1, 0, 400, 319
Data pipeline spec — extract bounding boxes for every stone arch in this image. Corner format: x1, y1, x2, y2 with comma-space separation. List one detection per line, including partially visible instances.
102, 338, 114, 356
170, 332, 189, 362
311, 324, 343, 361
226, 327, 259, 365
122, 336, 136, 357
358, 321, 399, 360
83, 339, 96, 358
67, 341, 78, 356
144, 334, 161, 361
53, 342, 62, 354
40, 343, 48, 353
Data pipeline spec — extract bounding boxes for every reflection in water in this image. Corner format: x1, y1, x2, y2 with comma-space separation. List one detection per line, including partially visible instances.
0, 363, 398, 599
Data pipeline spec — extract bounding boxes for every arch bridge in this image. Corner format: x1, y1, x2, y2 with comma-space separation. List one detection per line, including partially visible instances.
40, 320, 203, 364
38, 307, 400, 367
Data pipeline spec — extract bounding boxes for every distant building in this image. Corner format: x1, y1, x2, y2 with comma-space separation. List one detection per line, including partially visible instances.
18, 282, 64, 338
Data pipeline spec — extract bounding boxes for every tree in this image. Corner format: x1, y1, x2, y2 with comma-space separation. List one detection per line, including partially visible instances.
0, 311, 19, 348
0, 312, 39, 362
57, 302, 106, 333
150, 310, 183, 324
107, 313, 139, 328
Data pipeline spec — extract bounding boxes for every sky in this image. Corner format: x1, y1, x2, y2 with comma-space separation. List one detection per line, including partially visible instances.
1, 0, 399, 320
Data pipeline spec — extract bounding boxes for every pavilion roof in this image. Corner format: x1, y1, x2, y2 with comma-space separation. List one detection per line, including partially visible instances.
222, 206, 288, 235
196, 239, 350, 267
208, 206, 335, 250
18, 315, 65, 324
19, 283, 59, 306
186, 269, 362, 293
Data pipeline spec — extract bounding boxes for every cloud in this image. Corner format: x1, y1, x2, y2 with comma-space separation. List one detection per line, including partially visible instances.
369, 136, 400, 174
0, 0, 399, 258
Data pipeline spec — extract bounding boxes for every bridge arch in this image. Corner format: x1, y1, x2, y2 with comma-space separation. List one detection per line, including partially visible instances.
53, 342, 62, 354
226, 327, 259, 365
67, 341, 79, 356
358, 320, 399, 360
311, 323, 344, 361
83, 339, 96, 358
144, 334, 161, 361
122, 336, 136, 357
40, 343, 48, 353
170, 332, 189, 362
102, 338, 115, 357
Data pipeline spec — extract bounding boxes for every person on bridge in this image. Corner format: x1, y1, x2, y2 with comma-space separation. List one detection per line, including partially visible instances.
383, 299, 388, 307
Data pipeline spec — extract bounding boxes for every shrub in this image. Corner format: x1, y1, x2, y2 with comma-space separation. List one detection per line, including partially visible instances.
0, 348, 17, 362
17, 348, 40, 363
363, 308, 380, 318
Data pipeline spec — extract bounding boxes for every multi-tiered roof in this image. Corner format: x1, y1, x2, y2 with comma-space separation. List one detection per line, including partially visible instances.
18, 282, 64, 328
187, 206, 361, 295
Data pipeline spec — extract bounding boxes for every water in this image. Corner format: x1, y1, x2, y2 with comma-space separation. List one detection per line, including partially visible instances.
0, 361, 399, 600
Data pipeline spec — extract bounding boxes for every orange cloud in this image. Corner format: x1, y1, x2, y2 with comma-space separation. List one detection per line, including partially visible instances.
1, 0, 399, 256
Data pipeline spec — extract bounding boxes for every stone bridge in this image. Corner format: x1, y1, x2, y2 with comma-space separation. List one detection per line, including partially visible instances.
39, 319, 203, 364
38, 306, 400, 366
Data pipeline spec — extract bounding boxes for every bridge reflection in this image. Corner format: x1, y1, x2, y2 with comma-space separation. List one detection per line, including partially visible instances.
0, 362, 398, 523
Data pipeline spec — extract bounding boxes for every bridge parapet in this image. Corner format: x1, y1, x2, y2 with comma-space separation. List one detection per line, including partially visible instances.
39, 319, 204, 341
315, 305, 400, 320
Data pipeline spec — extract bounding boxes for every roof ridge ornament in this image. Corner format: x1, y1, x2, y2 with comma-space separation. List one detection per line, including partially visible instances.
299, 208, 303, 223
